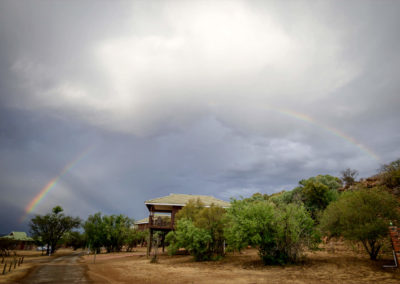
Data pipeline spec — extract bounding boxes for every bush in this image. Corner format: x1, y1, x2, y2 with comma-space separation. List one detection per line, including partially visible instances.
225, 199, 318, 265
270, 175, 341, 220
380, 159, 400, 190
84, 213, 133, 253
166, 219, 212, 261
167, 200, 226, 261
125, 229, 147, 252
319, 186, 400, 260
63, 231, 86, 250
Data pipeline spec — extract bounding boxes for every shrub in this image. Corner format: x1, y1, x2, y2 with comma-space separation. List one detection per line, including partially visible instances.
166, 219, 212, 261
319, 186, 400, 260
167, 200, 226, 261
225, 199, 318, 265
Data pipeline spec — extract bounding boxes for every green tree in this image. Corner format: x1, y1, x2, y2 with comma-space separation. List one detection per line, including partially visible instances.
380, 158, 400, 190
63, 231, 86, 250
225, 199, 318, 265
194, 205, 226, 256
244, 192, 269, 202
84, 213, 133, 253
166, 219, 212, 261
125, 228, 147, 252
167, 201, 227, 261
29, 206, 81, 255
175, 198, 204, 221
102, 214, 132, 252
319, 186, 400, 260
269, 188, 303, 206
84, 212, 104, 254
271, 175, 342, 218
298, 175, 341, 219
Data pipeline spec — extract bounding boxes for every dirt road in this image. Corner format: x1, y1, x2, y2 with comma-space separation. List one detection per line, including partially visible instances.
21, 251, 90, 284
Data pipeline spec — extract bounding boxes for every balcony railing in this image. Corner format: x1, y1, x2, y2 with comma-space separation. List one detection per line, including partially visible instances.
149, 215, 172, 229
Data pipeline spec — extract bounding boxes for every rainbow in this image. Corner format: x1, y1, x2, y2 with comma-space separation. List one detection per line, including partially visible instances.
20, 146, 94, 222
275, 108, 381, 162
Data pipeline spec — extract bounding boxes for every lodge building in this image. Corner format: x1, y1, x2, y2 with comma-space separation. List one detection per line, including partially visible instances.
140, 193, 230, 254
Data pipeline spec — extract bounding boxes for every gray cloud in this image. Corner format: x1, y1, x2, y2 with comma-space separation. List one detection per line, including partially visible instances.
0, 0, 399, 233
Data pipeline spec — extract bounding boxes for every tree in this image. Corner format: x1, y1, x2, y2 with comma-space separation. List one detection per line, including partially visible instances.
175, 198, 204, 221
379, 159, 400, 190
84, 212, 104, 254
244, 192, 269, 202
194, 205, 226, 256
29, 206, 81, 254
341, 168, 359, 187
296, 175, 341, 219
166, 201, 227, 261
269, 188, 303, 206
125, 228, 147, 252
225, 199, 318, 265
63, 231, 86, 250
102, 214, 132, 252
166, 219, 212, 261
319, 186, 400, 260
83, 213, 133, 253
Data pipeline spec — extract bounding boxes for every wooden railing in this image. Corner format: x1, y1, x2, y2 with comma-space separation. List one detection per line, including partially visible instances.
149, 215, 172, 229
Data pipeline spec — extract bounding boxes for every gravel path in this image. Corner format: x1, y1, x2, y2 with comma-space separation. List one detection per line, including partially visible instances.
20, 251, 90, 283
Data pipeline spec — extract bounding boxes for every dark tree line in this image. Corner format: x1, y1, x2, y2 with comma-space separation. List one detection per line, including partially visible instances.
29, 207, 145, 255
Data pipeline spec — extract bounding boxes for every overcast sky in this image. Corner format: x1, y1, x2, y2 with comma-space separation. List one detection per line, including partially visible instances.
1, 0, 399, 234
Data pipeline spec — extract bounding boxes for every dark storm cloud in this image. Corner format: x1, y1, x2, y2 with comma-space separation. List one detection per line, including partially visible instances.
0, 0, 399, 233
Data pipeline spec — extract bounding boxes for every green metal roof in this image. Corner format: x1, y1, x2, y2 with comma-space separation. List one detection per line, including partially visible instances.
145, 194, 230, 208
1, 231, 34, 241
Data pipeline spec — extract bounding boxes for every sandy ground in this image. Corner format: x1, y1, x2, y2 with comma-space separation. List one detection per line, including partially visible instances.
83, 242, 400, 284
0, 248, 78, 283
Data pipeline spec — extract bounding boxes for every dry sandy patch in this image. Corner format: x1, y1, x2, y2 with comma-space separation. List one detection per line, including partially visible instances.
83, 243, 400, 284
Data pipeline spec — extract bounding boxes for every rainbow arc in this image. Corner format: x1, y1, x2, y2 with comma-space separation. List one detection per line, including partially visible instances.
20, 147, 93, 222
274, 107, 380, 162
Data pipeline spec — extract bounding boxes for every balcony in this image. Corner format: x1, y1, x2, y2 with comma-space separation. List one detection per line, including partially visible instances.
149, 215, 173, 229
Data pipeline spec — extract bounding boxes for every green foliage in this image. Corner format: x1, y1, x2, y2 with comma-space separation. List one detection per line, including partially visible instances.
29, 206, 81, 254
165, 231, 177, 255
167, 201, 226, 261
297, 175, 341, 219
102, 214, 132, 252
175, 198, 204, 221
319, 186, 400, 260
84, 213, 133, 253
167, 219, 212, 261
125, 228, 147, 252
225, 199, 318, 265
244, 192, 269, 202
83, 212, 104, 253
225, 199, 275, 254
269, 188, 303, 206
380, 158, 400, 190
194, 205, 226, 256
63, 231, 86, 250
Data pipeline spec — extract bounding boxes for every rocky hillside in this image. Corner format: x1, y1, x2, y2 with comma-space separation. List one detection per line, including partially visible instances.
341, 159, 400, 198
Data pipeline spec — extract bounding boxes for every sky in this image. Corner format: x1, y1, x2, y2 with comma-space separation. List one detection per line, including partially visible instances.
0, 0, 399, 234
